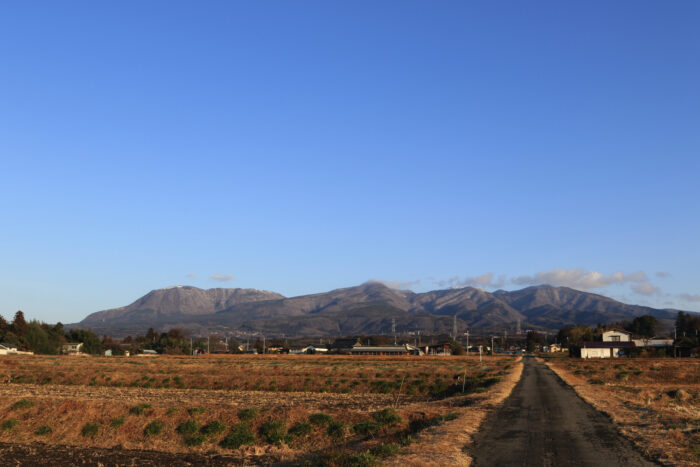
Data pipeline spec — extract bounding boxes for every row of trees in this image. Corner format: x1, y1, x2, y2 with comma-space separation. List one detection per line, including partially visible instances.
556, 312, 700, 348
0, 311, 102, 354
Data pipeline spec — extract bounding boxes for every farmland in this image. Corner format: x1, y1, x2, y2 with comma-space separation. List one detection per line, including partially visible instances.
546, 358, 700, 467
0, 354, 520, 465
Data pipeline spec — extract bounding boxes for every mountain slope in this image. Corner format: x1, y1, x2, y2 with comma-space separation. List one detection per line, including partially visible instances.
73, 283, 686, 337
79, 286, 283, 329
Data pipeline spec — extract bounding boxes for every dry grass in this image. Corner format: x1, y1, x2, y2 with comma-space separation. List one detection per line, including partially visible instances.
0, 354, 503, 397
545, 357, 700, 467
0, 354, 519, 464
386, 357, 524, 466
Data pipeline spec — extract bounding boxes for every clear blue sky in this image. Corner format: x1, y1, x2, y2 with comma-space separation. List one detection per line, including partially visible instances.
1, 1, 699, 324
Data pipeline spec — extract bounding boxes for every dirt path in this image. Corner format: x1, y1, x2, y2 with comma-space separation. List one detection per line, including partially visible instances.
470, 357, 658, 467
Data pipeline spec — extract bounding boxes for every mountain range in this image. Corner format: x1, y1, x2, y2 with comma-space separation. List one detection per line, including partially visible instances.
72, 283, 684, 337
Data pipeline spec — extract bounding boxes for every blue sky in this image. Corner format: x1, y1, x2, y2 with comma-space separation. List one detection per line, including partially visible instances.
1, 1, 699, 324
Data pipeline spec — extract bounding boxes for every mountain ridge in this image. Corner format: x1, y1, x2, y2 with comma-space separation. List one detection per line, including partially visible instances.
71, 282, 688, 337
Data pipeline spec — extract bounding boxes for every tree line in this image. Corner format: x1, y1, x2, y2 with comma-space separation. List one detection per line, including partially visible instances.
0, 311, 102, 354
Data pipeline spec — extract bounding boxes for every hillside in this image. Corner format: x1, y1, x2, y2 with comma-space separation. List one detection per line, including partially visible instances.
71, 282, 685, 337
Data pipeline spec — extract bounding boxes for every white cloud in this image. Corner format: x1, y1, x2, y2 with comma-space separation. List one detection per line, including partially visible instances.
367, 279, 420, 290
511, 268, 648, 290
656, 272, 671, 278
186, 273, 196, 278
630, 282, 660, 296
680, 293, 700, 303
436, 273, 506, 290
210, 273, 234, 282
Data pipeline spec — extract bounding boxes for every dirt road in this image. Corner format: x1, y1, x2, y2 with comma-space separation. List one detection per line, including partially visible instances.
470, 357, 658, 467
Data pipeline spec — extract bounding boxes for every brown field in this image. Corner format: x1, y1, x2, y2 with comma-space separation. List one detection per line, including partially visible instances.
545, 357, 700, 467
0, 354, 520, 465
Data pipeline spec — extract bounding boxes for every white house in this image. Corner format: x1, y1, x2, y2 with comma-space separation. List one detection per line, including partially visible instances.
580, 341, 635, 358
61, 342, 84, 354
602, 330, 631, 342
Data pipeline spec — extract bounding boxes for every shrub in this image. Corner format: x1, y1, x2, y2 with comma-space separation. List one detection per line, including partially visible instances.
442, 412, 459, 422
11, 399, 34, 410
372, 408, 401, 426
309, 412, 334, 426
370, 443, 400, 458
289, 421, 313, 438
110, 417, 125, 428
129, 403, 152, 415
326, 420, 346, 441
260, 420, 291, 445
34, 425, 52, 436
81, 423, 100, 438
1, 419, 18, 432
398, 435, 413, 446
177, 420, 199, 435
341, 451, 378, 466
166, 407, 179, 416
353, 420, 380, 436
220, 423, 256, 449
237, 408, 258, 421
144, 421, 164, 436
187, 407, 206, 416
184, 434, 206, 446
201, 420, 226, 436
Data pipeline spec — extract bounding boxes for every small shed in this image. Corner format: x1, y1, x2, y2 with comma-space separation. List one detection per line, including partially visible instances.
0, 343, 18, 355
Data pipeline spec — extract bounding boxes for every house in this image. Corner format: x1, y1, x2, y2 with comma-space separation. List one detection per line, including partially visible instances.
301, 345, 328, 354
425, 343, 452, 356
579, 341, 635, 358
350, 344, 422, 356
136, 349, 158, 357
542, 343, 565, 353
104, 349, 113, 356
632, 337, 674, 348
602, 329, 631, 342
61, 342, 84, 355
0, 343, 18, 355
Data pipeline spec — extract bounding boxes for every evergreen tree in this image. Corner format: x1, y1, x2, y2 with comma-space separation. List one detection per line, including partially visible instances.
12, 310, 27, 336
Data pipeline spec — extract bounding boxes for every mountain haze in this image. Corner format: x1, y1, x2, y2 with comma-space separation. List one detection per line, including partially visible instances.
73, 283, 683, 337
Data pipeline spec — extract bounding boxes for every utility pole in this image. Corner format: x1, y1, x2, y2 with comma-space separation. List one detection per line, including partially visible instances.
491, 335, 494, 356
262, 335, 266, 354
392, 318, 397, 345
466, 330, 470, 356
452, 315, 457, 340
207, 336, 210, 354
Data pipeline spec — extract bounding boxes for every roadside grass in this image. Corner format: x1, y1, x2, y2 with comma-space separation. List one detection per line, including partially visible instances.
548, 358, 700, 467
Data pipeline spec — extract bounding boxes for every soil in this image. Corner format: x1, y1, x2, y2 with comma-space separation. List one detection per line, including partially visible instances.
470, 357, 659, 467
0, 441, 270, 466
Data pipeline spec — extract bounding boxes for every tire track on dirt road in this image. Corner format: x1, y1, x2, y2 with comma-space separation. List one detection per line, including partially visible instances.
470, 357, 658, 467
